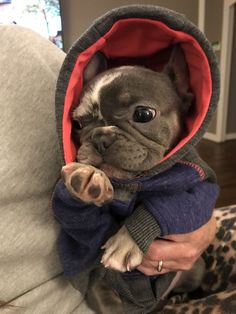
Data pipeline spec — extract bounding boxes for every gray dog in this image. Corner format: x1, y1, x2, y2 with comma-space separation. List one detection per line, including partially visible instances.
63, 46, 192, 269
61, 46, 205, 312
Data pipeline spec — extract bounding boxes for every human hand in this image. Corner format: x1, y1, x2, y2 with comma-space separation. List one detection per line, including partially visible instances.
137, 215, 216, 275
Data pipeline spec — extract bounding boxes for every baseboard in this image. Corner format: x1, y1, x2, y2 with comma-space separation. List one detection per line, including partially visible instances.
203, 132, 222, 142
225, 132, 236, 140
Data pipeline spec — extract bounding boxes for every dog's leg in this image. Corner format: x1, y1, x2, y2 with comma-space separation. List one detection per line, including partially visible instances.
101, 225, 143, 272
86, 278, 123, 314
62, 162, 114, 206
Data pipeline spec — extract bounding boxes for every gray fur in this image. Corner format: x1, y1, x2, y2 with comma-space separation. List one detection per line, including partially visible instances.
72, 46, 192, 179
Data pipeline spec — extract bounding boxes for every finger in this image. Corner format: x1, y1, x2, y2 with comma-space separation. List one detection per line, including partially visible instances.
145, 240, 200, 270
146, 259, 190, 271
140, 256, 155, 268
137, 264, 171, 276
141, 256, 186, 272
145, 240, 192, 262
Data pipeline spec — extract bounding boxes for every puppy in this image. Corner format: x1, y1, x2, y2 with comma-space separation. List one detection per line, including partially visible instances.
61, 46, 204, 308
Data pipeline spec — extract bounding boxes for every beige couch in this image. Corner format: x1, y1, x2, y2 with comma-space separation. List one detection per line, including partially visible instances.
0, 25, 94, 314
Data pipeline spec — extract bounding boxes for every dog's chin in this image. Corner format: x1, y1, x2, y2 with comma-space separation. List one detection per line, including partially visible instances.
78, 154, 164, 179
77, 147, 164, 179
77, 154, 134, 179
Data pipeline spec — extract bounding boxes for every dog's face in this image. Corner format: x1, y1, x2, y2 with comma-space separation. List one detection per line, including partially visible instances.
72, 46, 192, 177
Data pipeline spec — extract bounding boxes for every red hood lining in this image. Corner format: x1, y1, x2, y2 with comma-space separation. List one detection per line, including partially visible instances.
62, 18, 212, 164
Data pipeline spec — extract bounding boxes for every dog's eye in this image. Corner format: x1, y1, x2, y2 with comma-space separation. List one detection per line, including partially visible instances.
72, 119, 83, 130
133, 106, 156, 123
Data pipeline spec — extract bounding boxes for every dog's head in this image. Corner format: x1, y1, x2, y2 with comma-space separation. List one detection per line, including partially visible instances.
72, 45, 193, 178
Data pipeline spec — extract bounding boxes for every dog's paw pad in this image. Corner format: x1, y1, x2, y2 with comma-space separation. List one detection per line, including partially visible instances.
70, 173, 82, 192
62, 162, 114, 205
88, 184, 101, 198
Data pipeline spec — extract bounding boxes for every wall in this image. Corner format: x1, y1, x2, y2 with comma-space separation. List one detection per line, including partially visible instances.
227, 3, 236, 135
204, 0, 223, 134
60, 0, 198, 51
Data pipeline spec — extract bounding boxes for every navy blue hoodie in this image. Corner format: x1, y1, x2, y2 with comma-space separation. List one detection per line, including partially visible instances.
53, 159, 219, 277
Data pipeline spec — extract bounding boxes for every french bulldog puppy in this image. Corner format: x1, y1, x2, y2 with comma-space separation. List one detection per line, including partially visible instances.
62, 46, 203, 289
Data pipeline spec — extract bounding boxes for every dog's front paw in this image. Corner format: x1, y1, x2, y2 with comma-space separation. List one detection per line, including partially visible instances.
101, 226, 143, 272
62, 162, 114, 206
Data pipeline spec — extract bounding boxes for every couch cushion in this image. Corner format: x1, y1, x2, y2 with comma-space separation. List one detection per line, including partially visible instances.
0, 25, 92, 312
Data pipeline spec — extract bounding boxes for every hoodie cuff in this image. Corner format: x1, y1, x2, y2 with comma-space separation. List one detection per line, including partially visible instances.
125, 205, 161, 253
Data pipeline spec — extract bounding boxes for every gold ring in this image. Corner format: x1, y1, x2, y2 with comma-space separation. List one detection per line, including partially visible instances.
157, 260, 163, 272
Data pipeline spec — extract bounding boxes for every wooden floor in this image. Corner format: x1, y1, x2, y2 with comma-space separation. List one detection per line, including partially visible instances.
196, 139, 236, 207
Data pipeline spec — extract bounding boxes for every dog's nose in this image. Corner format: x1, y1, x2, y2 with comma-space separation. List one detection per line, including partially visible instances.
93, 134, 114, 153
91, 127, 116, 154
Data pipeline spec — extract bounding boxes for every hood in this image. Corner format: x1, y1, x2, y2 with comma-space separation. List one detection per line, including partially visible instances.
55, 5, 220, 174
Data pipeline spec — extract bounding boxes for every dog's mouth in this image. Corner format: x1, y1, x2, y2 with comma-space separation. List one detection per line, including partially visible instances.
99, 163, 137, 179
77, 137, 166, 179
77, 147, 137, 179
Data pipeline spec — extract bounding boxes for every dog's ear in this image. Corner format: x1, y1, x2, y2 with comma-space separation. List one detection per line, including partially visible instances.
164, 45, 193, 110
83, 52, 108, 84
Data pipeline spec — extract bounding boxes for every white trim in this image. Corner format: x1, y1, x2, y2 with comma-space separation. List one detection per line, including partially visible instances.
216, 0, 235, 141
225, 132, 236, 140
198, 0, 205, 32
203, 132, 221, 142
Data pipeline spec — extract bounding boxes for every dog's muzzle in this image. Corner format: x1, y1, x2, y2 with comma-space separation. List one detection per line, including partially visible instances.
91, 126, 118, 154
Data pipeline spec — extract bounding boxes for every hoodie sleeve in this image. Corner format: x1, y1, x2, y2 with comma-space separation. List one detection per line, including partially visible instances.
125, 168, 219, 253
52, 180, 118, 276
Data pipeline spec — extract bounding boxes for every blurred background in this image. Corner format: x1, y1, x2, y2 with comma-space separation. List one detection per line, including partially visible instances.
0, 0, 63, 48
